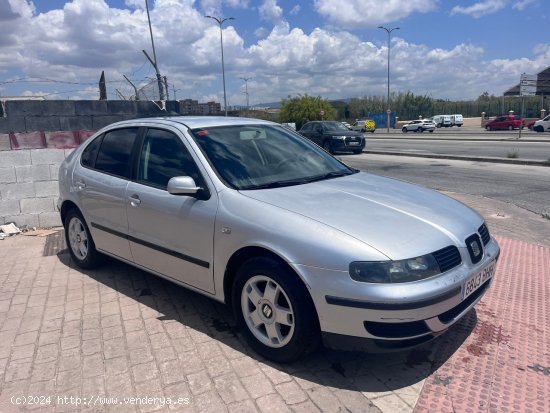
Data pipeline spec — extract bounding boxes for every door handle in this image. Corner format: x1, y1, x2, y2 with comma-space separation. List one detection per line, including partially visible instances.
75, 180, 86, 190
128, 194, 141, 206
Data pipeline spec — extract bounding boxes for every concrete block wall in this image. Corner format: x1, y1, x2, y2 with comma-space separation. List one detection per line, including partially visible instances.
0, 148, 71, 228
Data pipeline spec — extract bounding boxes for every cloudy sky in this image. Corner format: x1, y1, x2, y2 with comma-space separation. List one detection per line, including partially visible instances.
0, 0, 548, 105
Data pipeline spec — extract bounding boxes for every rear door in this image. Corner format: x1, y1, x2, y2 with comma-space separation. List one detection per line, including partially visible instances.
73, 127, 140, 261
125, 127, 218, 293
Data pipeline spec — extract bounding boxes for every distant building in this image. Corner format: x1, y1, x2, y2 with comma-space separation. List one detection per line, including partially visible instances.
179, 99, 221, 115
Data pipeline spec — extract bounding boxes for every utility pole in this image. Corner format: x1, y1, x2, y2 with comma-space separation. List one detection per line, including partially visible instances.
378, 26, 400, 133
144, 0, 165, 100
239, 77, 252, 112
205, 15, 235, 116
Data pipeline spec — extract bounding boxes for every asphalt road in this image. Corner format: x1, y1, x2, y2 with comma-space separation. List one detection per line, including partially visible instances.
365, 137, 550, 161
339, 153, 550, 217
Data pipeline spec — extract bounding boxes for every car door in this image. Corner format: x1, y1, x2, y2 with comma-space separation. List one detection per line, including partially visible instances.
73, 127, 139, 261
125, 127, 218, 294
311, 122, 324, 145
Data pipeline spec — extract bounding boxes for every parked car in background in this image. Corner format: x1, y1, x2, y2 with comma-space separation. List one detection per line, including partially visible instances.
450, 114, 464, 127
341, 121, 352, 130
402, 119, 436, 133
350, 119, 376, 133
532, 115, 550, 132
299, 121, 365, 154
432, 115, 452, 128
485, 115, 525, 131
58, 116, 500, 362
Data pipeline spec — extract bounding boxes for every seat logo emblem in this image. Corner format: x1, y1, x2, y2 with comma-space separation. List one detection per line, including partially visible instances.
262, 304, 273, 318
470, 240, 481, 257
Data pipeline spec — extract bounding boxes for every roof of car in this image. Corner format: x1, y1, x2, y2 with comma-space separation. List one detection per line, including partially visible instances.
102, 116, 274, 130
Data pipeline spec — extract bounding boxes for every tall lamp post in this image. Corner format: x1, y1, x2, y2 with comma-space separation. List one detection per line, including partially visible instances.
239, 77, 252, 112
205, 15, 234, 116
378, 26, 399, 133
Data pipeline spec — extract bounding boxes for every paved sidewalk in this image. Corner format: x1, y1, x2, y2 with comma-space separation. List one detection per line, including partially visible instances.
0, 192, 548, 413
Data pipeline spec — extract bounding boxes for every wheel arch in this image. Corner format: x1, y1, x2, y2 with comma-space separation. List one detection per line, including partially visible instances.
60, 200, 80, 225
223, 246, 312, 307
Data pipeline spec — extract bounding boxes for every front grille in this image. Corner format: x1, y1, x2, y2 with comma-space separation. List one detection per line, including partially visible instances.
364, 320, 430, 338
478, 223, 490, 245
432, 245, 462, 273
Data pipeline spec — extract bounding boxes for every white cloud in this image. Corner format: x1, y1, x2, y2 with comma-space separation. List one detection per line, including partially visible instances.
289, 5, 300, 16
512, 0, 536, 10
313, 0, 438, 29
451, 0, 507, 18
259, 0, 283, 22
200, 0, 249, 16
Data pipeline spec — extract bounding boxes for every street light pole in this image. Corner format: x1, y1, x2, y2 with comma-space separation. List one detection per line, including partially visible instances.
239, 77, 252, 112
378, 26, 399, 133
144, 0, 165, 100
205, 15, 234, 117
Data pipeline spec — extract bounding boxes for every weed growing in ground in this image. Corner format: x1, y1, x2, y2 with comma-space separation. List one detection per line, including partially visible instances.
506, 148, 519, 158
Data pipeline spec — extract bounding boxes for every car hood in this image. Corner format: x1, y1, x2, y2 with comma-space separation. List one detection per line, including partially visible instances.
240, 172, 483, 260
326, 130, 363, 136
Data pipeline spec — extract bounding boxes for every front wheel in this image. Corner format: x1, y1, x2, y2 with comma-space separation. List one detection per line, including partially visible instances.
232, 257, 320, 363
508, 125, 514, 131
486, 126, 491, 131
64, 209, 102, 269
429, 130, 434, 133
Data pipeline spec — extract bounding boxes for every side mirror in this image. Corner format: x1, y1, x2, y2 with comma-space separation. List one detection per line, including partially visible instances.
167, 176, 208, 199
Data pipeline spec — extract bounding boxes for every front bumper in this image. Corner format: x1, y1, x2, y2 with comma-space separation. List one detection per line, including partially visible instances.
330, 137, 365, 151
294, 238, 499, 347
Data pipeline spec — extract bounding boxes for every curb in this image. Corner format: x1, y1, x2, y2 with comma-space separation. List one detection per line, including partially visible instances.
367, 136, 550, 143
362, 150, 550, 167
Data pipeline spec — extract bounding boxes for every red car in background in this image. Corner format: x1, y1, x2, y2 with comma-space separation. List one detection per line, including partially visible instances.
485, 115, 526, 131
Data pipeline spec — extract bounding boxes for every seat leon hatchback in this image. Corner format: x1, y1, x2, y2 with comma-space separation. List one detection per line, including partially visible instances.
58, 116, 499, 362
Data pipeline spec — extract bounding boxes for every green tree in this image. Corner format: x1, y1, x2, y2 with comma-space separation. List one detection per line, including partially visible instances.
279, 95, 335, 129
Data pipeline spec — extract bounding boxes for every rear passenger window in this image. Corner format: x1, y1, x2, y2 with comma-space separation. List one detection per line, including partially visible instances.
94, 128, 138, 178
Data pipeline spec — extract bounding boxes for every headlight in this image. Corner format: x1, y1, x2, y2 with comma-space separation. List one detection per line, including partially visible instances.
349, 254, 440, 283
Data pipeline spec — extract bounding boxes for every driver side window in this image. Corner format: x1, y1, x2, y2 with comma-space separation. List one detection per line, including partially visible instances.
137, 129, 202, 190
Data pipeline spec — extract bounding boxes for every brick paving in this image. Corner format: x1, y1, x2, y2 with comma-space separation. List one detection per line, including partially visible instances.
0, 192, 549, 412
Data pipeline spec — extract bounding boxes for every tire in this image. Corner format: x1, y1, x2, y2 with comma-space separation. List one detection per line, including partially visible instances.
232, 257, 320, 363
402, 127, 408, 133
458, 124, 462, 127
508, 125, 513, 131
419, 128, 424, 133
534, 125, 544, 133
486, 126, 491, 131
322, 140, 333, 154
429, 130, 434, 133
64, 209, 102, 269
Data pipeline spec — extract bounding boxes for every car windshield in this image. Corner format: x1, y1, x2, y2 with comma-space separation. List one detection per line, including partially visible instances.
190, 124, 357, 190
322, 121, 349, 131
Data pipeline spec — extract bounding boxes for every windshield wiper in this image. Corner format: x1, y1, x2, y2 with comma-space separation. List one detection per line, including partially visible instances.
240, 179, 310, 190
304, 169, 357, 183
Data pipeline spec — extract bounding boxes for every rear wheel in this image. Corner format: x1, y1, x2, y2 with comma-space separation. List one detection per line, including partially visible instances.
232, 257, 320, 363
64, 209, 102, 269
508, 125, 514, 131
402, 127, 408, 133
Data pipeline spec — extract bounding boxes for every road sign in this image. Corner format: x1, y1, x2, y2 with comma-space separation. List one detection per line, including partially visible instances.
319, 109, 325, 116
386, 109, 391, 114
520, 73, 537, 96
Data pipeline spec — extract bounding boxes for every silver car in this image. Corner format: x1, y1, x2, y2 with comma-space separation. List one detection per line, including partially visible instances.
58, 117, 499, 362
402, 119, 436, 133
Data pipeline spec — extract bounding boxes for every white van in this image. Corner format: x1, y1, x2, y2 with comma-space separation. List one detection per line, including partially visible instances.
432, 115, 451, 128
450, 114, 464, 127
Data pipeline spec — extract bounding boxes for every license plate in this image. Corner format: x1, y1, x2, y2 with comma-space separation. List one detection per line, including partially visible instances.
348, 142, 360, 146
462, 259, 496, 300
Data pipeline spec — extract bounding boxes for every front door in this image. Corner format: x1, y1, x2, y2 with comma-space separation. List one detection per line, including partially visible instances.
125, 127, 218, 294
